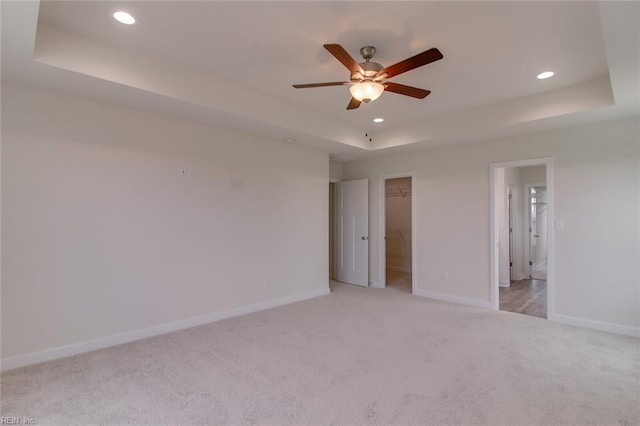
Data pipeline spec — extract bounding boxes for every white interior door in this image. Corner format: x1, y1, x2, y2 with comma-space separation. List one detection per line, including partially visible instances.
335, 179, 368, 287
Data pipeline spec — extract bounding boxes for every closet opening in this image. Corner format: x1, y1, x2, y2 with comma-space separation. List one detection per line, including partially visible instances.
381, 175, 415, 293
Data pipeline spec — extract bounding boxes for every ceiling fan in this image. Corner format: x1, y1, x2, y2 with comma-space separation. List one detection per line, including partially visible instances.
293, 44, 443, 110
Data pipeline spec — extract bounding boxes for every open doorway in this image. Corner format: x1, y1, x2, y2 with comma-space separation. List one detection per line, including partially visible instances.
491, 160, 553, 319
380, 175, 415, 293
329, 182, 335, 281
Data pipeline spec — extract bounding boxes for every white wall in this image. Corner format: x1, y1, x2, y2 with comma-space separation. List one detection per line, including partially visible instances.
329, 161, 343, 182
520, 165, 546, 184
343, 117, 640, 334
1, 84, 329, 363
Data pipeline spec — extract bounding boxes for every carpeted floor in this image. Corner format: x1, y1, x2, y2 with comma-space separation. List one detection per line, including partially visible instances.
2, 282, 639, 425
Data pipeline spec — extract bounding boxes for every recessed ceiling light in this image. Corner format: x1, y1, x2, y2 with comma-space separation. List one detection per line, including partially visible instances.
537, 71, 554, 80
373, 118, 384, 123
113, 11, 136, 25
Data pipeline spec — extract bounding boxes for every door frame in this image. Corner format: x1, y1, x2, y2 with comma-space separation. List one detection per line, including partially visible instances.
507, 184, 515, 283
328, 182, 336, 281
378, 172, 417, 293
490, 158, 554, 316
329, 176, 341, 282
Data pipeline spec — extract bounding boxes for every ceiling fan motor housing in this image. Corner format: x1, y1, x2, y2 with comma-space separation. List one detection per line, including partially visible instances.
352, 61, 384, 81
351, 46, 384, 81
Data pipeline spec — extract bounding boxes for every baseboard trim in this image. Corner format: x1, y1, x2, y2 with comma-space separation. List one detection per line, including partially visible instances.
369, 281, 384, 289
1, 287, 330, 372
549, 313, 640, 337
499, 280, 510, 288
413, 289, 492, 310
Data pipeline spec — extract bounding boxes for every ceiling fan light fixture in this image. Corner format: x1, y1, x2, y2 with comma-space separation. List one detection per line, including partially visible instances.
292, 44, 443, 110
349, 81, 384, 103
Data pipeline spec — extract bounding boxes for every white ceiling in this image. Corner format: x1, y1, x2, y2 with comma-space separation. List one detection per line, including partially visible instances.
2, 1, 639, 160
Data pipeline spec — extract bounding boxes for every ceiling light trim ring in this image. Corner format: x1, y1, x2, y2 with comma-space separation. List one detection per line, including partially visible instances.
113, 11, 136, 25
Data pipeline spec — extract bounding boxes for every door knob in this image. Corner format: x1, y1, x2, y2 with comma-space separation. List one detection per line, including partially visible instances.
361, 236, 368, 240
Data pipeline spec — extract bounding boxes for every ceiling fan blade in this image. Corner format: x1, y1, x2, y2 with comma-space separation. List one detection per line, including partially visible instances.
384, 82, 431, 99
379, 48, 443, 79
346, 98, 361, 110
293, 82, 350, 88
324, 44, 364, 74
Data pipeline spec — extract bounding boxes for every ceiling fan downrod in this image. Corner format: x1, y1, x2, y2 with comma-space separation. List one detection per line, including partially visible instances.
360, 46, 376, 62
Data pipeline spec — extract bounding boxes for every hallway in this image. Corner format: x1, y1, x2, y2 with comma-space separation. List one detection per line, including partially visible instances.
386, 269, 412, 293
499, 279, 547, 319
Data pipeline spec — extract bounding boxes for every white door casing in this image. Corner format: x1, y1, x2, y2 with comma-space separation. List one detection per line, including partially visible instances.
335, 179, 368, 287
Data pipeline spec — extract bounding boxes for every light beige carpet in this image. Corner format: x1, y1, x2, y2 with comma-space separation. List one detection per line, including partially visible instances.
2, 282, 639, 425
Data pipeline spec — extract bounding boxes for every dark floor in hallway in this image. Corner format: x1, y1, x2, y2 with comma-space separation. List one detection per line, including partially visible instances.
499, 279, 547, 319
